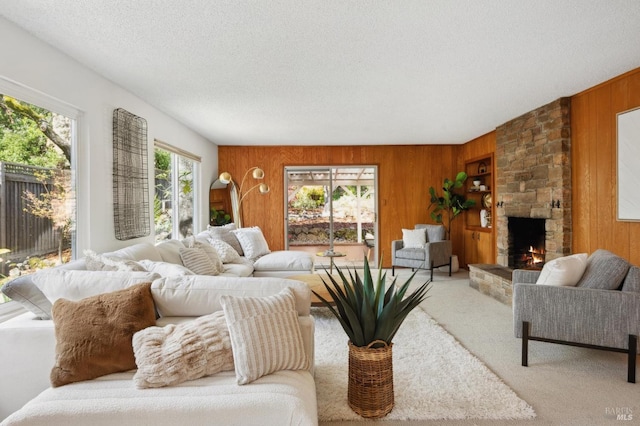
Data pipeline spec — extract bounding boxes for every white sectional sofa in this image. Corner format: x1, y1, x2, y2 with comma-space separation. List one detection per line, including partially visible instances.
0, 235, 317, 425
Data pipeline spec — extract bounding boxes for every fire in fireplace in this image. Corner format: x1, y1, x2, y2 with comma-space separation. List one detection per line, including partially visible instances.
508, 217, 546, 269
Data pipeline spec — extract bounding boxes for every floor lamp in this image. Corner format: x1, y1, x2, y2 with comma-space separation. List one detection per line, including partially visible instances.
219, 167, 269, 228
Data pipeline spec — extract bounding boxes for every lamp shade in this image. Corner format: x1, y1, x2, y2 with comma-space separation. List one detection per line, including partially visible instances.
252, 168, 265, 179
219, 172, 232, 184
258, 183, 270, 194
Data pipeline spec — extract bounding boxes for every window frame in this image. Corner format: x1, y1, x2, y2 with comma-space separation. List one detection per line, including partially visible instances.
153, 139, 200, 241
0, 76, 81, 319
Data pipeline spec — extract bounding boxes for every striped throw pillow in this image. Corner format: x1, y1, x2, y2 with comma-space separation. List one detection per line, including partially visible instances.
179, 247, 219, 276
220, 287, 309, 384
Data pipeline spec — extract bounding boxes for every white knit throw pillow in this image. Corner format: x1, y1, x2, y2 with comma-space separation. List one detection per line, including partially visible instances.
221, 287, 308, 385
232, 227, 271, 260
132, 311, 234, 388
209, 239, 241, 263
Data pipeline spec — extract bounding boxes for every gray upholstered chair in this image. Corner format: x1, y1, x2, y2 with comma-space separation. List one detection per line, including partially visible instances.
391, 224, 452, 280
513, 249, 640, 383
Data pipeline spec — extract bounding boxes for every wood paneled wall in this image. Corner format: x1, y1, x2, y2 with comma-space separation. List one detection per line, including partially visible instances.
571, 68, 640, 264
218, 145, 458, 267
217, 67, 640, 268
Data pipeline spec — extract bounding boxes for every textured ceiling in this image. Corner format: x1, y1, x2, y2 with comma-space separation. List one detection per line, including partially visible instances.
2, 1, 640, 146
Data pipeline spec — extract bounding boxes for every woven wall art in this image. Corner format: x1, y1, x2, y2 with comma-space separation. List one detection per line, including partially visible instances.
112, 108, 150, 240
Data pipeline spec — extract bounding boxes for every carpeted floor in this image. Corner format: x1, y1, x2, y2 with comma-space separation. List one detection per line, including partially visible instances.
317, 269, 640, 426
313, 306, 535, 421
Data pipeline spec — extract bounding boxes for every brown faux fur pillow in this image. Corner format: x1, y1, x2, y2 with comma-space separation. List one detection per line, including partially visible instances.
50, 282, 156, 387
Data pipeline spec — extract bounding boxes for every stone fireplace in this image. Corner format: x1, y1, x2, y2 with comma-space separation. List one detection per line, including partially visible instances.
495, 97, 572, 266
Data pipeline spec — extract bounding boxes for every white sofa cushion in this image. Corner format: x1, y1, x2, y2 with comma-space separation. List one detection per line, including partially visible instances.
32, 270, 160, 305
221, 288, 309, 385
103, 242, 164, 262
253, 250, 314, 272
155, 240, 187, 265
1, 370, 318, 426
151, 276, 311, 317
221, 261, 254, 277
535, 253, 588, 286
138, 260, 194, 277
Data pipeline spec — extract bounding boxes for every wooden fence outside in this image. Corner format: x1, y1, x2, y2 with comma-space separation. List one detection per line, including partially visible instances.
0, 162, 62, 272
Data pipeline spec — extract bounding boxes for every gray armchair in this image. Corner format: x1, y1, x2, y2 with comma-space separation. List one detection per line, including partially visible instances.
391, 224, 452, 280
513, 250, 640, 383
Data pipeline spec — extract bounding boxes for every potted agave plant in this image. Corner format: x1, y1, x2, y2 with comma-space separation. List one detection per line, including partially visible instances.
312, 257, 430, 419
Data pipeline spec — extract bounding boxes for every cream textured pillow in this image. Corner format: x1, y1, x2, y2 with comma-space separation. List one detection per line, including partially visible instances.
535, 253, 588, 286
402, 228, 426, 248
132, 311, 234, 388
205, 225, 244, 256
221, 287, 309, 385
179, 247, 221, 276
209, 239, 241, 263
232, 227, 271, 260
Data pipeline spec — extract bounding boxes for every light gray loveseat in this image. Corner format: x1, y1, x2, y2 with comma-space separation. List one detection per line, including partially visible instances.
513, 249, 640, 383
391, 224, 452, 280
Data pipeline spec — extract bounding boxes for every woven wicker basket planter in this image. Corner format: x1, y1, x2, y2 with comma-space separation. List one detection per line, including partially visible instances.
348, 340, 394, 418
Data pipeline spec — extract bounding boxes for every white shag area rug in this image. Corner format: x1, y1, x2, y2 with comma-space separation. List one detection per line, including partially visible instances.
313, 307, 536, 421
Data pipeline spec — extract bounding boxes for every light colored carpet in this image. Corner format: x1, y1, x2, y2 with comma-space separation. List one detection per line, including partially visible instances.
313, 306, 536, 422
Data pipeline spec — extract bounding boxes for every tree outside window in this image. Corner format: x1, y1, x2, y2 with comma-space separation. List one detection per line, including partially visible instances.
154, 147, 196, 242
0, 94, 75, 303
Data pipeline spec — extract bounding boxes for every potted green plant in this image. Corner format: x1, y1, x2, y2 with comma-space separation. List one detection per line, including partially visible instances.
209, 208, 232, 226
313, 258, 429, 418
428, 171, 475, 239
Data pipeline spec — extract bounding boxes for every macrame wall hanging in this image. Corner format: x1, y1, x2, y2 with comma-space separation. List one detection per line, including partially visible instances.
112, 108, 150, 240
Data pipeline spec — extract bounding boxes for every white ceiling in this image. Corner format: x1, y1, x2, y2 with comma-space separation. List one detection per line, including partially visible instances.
2, 1, 640, 146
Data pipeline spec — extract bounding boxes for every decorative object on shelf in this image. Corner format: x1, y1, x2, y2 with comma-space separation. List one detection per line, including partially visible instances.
112, 108, 150, 240
477, 162, 487, 174
482, 193, 492, 209
428, 172, 476, 239
218, 167, 270, 227
473, 179, 481, 188
312, 258, 430, 419
480, 209, 489, 228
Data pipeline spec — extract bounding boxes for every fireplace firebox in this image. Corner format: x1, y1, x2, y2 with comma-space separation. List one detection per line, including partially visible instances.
508, 217, 545, 269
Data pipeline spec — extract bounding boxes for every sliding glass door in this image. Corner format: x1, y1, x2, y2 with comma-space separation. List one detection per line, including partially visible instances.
284, 166, 378, 269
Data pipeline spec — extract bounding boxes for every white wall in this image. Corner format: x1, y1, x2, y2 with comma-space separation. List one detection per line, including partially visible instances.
0, 17, 218, 254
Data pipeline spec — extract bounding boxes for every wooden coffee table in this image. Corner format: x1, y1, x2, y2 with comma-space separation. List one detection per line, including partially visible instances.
288, 274, 341, 306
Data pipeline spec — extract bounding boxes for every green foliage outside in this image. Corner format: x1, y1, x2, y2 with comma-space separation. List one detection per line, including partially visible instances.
0, 95, 73, 301
290, 186, 325, 210
0, 96, 68, 168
